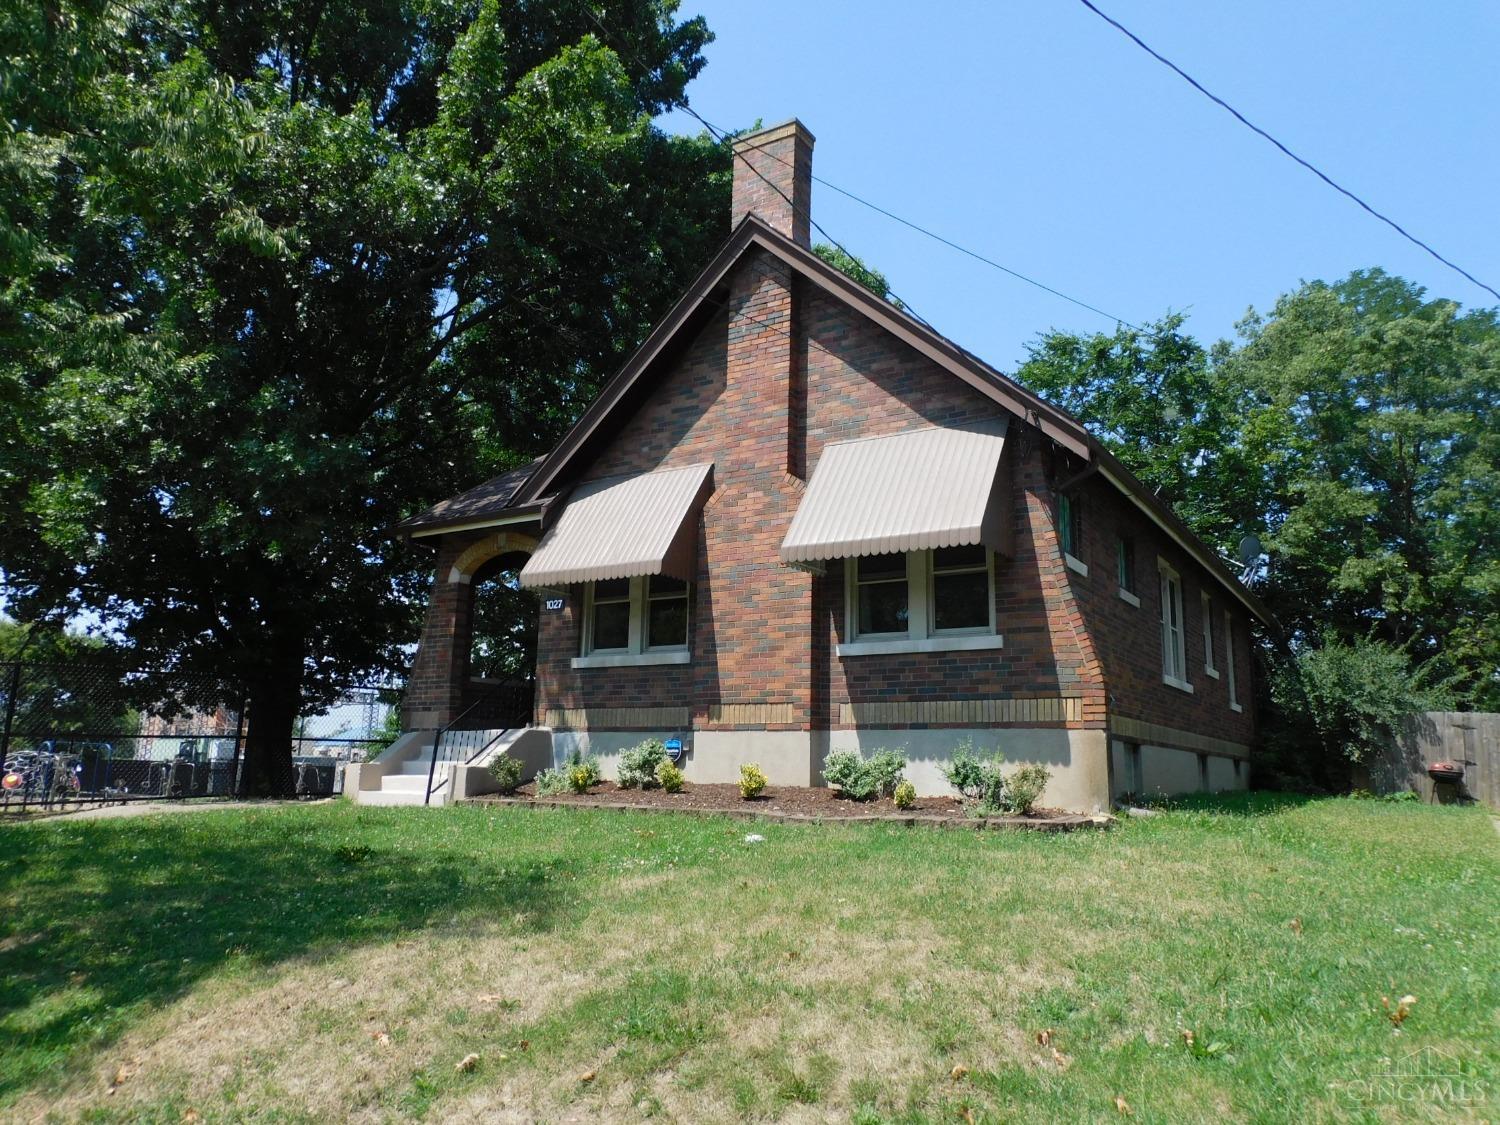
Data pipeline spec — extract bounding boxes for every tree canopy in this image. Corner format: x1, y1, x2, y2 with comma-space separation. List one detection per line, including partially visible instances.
1019, 270, 1500, 713
0, 0, 732, 790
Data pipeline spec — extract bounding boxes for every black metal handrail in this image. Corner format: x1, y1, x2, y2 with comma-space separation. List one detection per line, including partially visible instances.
423, 676, 534, 805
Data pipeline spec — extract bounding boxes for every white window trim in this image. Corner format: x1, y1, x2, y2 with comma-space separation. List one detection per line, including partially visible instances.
575, 576, 690, 668
1118, 588, 1141, 608
1201, 591, 1219, 677
1159, 558, 1192, 693
840, 549, 1002, 656
1064, 552, 1089, 577
1225, 608, 1242, 712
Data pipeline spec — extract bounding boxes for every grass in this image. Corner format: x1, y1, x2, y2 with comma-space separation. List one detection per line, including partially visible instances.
0, 794, 1495, 1122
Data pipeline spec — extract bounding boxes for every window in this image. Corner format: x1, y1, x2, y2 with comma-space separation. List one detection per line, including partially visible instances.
930, 545, 990, 633
855, 554, 909, 638
646, 575, 689, 650
1158, 560, 1191, 692
588, 578, 631, 653
578, 575, 692, 666
1122, 742, 1143, 795
842, 548, 1001, 654
1116, 536, 1138, 605
1225, 609, 1242, 712
1201, 592, 1218, 677
1059, 494, 1086, 574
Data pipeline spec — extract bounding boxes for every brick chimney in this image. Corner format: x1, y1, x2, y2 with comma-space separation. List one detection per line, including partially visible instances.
730, 119, 815, 247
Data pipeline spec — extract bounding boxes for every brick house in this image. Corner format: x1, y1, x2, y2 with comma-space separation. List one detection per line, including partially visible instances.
391, 120, 1269, 811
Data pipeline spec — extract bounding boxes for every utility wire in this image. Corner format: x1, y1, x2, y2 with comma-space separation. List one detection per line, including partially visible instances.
582, 11, 1144, 330
577, 8, 945, 329
1075, 0, 1500, 304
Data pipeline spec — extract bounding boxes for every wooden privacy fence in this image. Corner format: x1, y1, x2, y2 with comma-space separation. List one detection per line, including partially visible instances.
1361, 711, 1500, 809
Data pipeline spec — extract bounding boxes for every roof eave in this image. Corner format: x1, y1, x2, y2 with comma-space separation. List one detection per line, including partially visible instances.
399, 502, 546, 541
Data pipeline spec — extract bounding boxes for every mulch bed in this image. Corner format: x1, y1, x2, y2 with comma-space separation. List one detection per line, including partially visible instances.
471, 782, 1110, 831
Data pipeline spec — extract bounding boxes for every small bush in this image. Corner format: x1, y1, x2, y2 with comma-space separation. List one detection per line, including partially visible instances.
618, 739, 669, 789
942, 743, 1006, 810
822, 748, 907, 801
535, 751, 599, 796
892, 779, 917, 810
487, 754, 523, 795
739, 762, 767, 800
656, 759, 685, 793
1001, 763, 1051, 815
866, 750, 907, 798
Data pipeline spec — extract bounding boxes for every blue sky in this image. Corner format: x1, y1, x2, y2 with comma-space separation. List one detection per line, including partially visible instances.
661, 0, 1499, 370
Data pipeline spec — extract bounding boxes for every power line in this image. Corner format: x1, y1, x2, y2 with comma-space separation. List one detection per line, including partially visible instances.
1074, 0, 1500, 304
582, 10, 1143, 330
576, 8, 945, 329
807, 172, 1141, 330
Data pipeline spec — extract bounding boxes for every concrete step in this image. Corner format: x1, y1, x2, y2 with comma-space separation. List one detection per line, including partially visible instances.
381, 773, 431, 793
397, 758, 437, 776
357, 789, 428, 807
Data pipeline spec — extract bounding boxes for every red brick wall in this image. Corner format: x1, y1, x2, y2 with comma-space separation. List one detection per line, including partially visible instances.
403, 532, 483, 727
538, 248, 813, 731
535, 252, 1118, 734
1062, 473, 1256, 744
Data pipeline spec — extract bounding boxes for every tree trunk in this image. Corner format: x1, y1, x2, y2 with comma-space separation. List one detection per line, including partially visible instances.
240, 663, 304, 798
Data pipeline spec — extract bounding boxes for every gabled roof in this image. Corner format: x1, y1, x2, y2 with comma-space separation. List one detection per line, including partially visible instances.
413, 215, 1272, 627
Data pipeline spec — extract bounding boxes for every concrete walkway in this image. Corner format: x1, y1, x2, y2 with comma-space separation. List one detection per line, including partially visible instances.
8, 799, 317, 823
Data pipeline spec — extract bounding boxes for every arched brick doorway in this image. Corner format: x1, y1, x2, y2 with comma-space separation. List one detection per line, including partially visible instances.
402, 530, 539, 729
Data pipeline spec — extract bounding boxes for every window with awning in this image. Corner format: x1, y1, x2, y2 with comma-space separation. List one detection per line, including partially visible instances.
779, 421, 1011, 567
518, 462, 713, 589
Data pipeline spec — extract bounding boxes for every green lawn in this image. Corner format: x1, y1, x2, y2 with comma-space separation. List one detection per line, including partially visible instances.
1, 796, 1495, 1122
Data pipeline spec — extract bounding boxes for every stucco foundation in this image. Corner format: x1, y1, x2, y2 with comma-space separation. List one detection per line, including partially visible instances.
550, 726, 1109, 810
824, 727, 1110, 812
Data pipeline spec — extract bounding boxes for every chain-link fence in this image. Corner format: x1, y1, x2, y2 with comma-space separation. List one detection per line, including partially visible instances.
0, 662, 400, 815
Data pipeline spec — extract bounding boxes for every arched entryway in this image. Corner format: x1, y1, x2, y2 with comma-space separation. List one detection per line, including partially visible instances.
403, 529, 538, 730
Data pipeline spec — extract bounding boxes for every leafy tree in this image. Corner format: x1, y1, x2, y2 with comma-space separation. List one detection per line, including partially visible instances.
0, 0, 731, 792
1019, 270, 1500, 719
1019, 314, 1260, 555
1230, 271, 1499, 705
0, 620, 140, 757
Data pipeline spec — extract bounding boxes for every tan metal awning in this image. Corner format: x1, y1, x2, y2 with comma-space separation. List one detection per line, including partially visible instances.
518, 463, 713, 588
779, 421, 1011, 565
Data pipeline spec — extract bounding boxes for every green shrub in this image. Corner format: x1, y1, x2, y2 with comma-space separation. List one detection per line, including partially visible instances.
739, 762, 767, 800
534, 751, 599, 796
486, 754, 523, 795
1000, 763, 1051, 814
567, 763, 595, 793
617, 739, 669, 789
656, 759, 685, 793
866, 750, 907, 797
822, 748, 907, 801
1269, 635, 1454, 769
941, 743, 1006, 810
533, 767, 569, 796
892, 779, 917, 810
823, 750, 870, 798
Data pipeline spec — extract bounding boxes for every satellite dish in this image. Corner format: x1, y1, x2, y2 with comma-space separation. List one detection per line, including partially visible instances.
1237, 535, 1263, 567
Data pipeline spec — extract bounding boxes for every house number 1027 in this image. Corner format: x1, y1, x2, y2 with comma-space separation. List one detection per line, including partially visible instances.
543, 597, 565, 611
